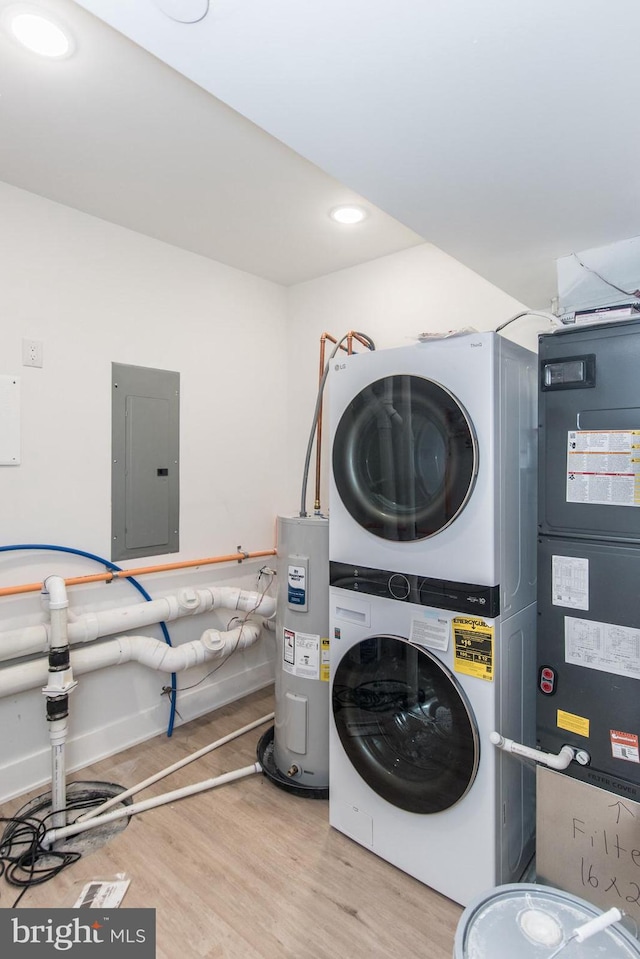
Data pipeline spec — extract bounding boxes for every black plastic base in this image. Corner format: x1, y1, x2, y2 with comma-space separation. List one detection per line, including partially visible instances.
257, 726, 328, 800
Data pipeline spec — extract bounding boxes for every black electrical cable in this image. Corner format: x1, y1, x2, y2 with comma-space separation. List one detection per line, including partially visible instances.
0, 783, 131, 908
572, 252, 640, 300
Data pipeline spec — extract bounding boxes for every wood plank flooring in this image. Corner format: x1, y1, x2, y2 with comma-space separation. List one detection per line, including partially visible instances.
0, 687, 463, 958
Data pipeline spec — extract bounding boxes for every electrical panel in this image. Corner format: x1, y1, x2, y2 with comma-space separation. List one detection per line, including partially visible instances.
111, 363, 179, 561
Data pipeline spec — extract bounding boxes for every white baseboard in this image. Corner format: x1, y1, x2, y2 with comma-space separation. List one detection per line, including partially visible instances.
1, 662, 275, 806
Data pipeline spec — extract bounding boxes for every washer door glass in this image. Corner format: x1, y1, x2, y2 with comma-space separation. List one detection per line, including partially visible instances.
332, 635, 479, 814
332, 374, 478, 541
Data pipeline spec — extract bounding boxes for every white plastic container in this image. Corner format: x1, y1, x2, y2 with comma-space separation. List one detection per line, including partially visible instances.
454, 884, 640, 959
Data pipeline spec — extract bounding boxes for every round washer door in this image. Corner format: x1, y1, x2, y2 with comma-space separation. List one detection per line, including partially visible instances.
332, 374, 478, 541
332, 635, 480, 814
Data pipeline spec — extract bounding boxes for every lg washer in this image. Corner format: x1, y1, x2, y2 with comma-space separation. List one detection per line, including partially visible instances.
329, 583, 536, 906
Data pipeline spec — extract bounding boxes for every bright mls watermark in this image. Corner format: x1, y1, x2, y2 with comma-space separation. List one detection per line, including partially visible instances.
0, 909, 155, 956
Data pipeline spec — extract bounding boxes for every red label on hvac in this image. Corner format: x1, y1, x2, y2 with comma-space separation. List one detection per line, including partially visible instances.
610, 730, 640, 764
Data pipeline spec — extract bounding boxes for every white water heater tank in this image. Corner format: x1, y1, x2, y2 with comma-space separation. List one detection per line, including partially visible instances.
272, 514, 329, 793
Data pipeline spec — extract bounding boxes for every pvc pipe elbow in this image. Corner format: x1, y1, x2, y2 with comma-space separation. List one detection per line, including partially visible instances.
490, 732, 576, 770
43, 575, 69, 610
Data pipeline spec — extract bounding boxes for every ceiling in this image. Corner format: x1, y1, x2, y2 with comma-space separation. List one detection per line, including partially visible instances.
3, 0, 639, 306
0, 0, 423, 287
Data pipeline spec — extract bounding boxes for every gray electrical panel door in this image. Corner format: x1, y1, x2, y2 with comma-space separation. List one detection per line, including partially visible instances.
112, 363, 179, 561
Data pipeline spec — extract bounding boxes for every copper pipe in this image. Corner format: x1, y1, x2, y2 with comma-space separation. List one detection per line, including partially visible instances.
350, 331, 374, 350
314, 331, 368, 512
0, 548, 277, 599
314, 334, 349, 511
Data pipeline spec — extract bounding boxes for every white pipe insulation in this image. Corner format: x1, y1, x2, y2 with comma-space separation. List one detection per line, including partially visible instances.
0, 622, 263, 699
0, 585, 276, 663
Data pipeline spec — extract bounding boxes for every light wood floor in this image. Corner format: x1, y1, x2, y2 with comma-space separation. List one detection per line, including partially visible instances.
0, 687, 463, 958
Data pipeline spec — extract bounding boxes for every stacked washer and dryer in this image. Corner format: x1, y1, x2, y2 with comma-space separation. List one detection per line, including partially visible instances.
327, 331, 538, 906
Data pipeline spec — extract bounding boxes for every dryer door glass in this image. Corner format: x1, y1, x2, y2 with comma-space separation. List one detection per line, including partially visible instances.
332, 374, 478, 541
332, 635, 479, 813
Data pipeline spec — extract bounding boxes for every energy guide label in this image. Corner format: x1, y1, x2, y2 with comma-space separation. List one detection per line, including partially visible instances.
566, 430, 640, 506
453, 617, 494, 681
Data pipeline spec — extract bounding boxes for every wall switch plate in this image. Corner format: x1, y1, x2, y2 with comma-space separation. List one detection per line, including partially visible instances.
22, 338, 43, 368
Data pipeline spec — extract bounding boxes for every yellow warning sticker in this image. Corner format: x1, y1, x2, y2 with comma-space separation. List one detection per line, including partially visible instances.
320, 638, 330, 682
453, 617, 494, 681
557, 709, 590, 738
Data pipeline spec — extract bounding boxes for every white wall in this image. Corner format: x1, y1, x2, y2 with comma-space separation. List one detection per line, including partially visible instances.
0, 183, 287, 802
0, 188, 548, 804
285, 243, 545, 514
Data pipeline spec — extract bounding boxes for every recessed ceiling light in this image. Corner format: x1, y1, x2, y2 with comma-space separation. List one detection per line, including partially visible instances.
2, 4, 74, 59
329, 205, 369, 225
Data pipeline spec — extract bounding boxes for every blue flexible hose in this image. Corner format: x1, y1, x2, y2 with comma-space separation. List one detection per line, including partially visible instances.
0, 543, 177, 736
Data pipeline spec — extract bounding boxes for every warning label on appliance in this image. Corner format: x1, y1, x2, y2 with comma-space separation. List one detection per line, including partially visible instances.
282, 629, 321, 679
552, 555, 589, 610
610, 729, 640, 764
565, 616, 640, 681
453, 617, 494, 681
566, 430, 640, 506
410, 613, 450, 652
557, 709, 590, 738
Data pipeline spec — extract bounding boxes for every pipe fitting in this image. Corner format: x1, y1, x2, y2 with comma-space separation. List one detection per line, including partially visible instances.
46, 695, 69, 722
490, 731, 579, 770
42, 667, 78, 696
177, 587, 202, 611
48, 646, 71, 671
43, 575, 69, 610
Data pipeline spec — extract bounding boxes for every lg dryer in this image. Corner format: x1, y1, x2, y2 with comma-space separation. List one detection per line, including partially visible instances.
329, 332, 537, 614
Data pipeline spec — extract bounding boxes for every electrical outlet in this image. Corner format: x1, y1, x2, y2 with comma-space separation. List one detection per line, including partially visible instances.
22, 338, 43, 368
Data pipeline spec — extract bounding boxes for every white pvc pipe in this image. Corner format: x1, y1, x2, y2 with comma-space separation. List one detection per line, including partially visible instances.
0, 585, 276, 663
76, 711, 274, 822
42, 576, 72, 829
0, 622, 262, 699
490, 732, 576, 770
43, 762, 262, 848
50, 739, 67, 830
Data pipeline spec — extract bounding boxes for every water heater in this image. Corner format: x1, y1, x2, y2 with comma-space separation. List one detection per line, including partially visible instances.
259, 514, 329, 797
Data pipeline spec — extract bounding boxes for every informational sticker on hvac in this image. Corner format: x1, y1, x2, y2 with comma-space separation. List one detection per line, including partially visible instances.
610, 729, 640, 764
552, 555, 589, 610
565, 616, 640, 681
282, 628, 321, 680
0, 909, 155, 956
452, 617, 494, 681
566, 430, 640, 506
